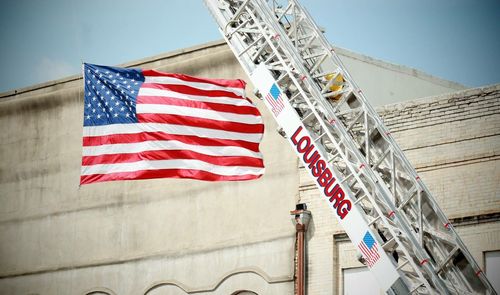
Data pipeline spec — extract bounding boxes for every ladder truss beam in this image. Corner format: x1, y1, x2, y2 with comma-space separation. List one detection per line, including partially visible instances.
203, 0, 496, 294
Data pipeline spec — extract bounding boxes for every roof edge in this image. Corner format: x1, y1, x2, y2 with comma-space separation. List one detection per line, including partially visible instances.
1, 39, 469, 99
0, 40, 228, 100
333, 46, 467, 90
377, 83, 500, 113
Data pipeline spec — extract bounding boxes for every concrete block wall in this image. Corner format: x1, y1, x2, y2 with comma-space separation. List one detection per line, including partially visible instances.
383, 85, 500, 219
301, 84, 500, 293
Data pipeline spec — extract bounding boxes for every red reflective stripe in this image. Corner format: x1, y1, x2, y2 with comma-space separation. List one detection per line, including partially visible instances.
420, 259, 429, 265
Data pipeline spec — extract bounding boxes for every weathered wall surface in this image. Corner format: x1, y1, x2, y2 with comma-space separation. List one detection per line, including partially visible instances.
0, 41, 298, 295
302, 84, 500, 294
0, 40, 486, 294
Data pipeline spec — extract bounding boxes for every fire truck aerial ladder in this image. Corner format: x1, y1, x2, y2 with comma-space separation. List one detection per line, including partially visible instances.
203, 0, 497, 294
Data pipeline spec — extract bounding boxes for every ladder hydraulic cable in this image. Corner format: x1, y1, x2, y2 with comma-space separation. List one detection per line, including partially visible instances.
203, 0, 497, 294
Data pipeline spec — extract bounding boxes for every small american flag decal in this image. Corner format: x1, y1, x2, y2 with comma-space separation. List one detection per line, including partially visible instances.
358, 231, 381, 267
265, 83, 285, 116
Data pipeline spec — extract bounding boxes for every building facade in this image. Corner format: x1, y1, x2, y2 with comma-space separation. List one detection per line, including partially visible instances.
0, 41, 497, 294
302, 85, 500, 294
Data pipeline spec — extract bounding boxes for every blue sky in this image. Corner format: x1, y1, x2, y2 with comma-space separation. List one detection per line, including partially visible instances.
0, 0, 499, 93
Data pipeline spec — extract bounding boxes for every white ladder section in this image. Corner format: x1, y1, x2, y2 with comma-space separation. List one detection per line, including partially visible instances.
203, 0, 497, 294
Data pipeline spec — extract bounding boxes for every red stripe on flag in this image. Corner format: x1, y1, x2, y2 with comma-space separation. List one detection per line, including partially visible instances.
358, 242, 380, 267
82, 149, 264, 167
137, 113, 264, 134
80, 168, 261, 185
141, 83, 243, 99
265, 93, 285, 115
142, 70, 246, 89
137, 95, 261, 116
265, 94, 276, 109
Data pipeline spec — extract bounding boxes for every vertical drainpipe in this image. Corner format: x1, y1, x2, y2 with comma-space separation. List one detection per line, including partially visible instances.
291, 204, 311, 295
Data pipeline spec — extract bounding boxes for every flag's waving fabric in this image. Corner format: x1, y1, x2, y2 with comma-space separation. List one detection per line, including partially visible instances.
81, 63, 264, 185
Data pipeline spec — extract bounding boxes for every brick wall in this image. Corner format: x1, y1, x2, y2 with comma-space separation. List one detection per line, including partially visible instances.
300, 84, 500, 293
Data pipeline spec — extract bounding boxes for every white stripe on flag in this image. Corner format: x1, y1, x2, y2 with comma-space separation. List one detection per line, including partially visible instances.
81, 159, 264, 176
144, 76, 245, 97
138, 87, 248, 106
83, 123, 263, 143
266, 93, 284, 114
266, 94, 279, 110
137, 104, 262, 124
82, 139, 263, 158
359, 243, 379, 267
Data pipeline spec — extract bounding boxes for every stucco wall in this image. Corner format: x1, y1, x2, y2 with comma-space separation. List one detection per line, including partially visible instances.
0, 41, 298, 295
335, 47, 466, 106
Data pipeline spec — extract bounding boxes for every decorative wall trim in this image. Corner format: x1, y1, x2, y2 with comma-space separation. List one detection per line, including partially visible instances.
0, 235, 293, 279
82, 287, 117, 295
143, 267, 293, 294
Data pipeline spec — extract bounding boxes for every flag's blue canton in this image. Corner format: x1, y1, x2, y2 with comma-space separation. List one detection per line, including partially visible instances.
83, 63, 145, 126
363, 231, 376, 249
270, 84, 280, 100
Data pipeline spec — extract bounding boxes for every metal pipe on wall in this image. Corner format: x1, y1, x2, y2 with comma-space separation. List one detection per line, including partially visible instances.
291, 204, 311, 295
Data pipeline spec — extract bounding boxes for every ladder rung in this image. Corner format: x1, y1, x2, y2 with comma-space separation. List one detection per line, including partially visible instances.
372, 148, 391, 171
226, 19, 251, 38
435, 246, 460, 274
275, 2, 293, 24
397, 188, 418, 210
346, 111, 364, 132
289, 92, 302, 103
323, 90, 345, 99
251, 42, 270, 62
227, 0, 251, 24
368, 215, 381, 226
313, 71, 332, 79
396, 258, 410, 271
294, 33, 315, 42
314, 131, 327, 142
339, 172, 353, 184
353, 194, 368, 205
381, 236, 397, 251
300, 110, 315, 123
238, 35, 264, 57
309, 53, 328, 74
303, 51, 327, 60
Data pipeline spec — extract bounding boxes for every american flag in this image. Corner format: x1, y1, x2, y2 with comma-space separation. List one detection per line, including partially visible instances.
358, 231, 381, 267
81, 63, 264, 185
265, 83, 285, 117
